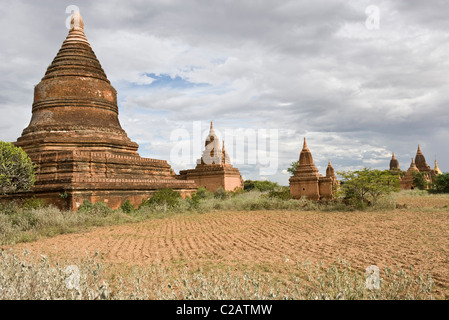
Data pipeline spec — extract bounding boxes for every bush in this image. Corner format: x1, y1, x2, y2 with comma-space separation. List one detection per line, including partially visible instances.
120, 199, 134, 214
243, 180, 280, 192
214, 187, 229, 200
186, 193, 201, 209
90, 202, 112, 217
78, 200, 93, 212
140, 188, 182, 209
412, 171, 429, 190
22, 197, 46, 210
265, 186, 291, 200
430, 173, 449, 193
195, 187, 214, 199
0, 141, 36, 194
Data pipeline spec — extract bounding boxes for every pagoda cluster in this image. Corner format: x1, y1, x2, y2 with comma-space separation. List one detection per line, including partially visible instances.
389, 146, 442, 190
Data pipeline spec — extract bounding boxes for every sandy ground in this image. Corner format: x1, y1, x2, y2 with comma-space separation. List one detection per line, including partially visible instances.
11, 207, 449, 297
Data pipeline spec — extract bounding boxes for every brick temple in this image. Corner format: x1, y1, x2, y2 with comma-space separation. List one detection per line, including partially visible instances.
13, 12, 196, 209
289, 138, 338, 200
178, 122, 244, 192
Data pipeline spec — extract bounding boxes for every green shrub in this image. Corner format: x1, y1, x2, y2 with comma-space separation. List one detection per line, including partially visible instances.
214, 187, 229, 200
78, 200, 93, 212
141, 188, 182, 209
90, 202, 112, 217
243, 180, 280, 192
120, 199, 134, 214
185, 193, 200, 209
77, 200, 111, 217
22, 197, 46, 210
0, 200, 21, 215
266, 186, 291, 200
412, 171, 429, 190
430, 173, 449, 193
195, 187, 214, 199
0, 141, 36, 194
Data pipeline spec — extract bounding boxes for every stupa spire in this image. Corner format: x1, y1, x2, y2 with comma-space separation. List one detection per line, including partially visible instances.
415, 144, 431, 172
417, 144, 422, 153
434, 159, 442, 175
70, 11, 84, 31
299, 137, 314, 166
326, 160, 336, 178
303, 137, 308, 150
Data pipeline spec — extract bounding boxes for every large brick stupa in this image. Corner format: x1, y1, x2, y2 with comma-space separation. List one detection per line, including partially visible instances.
13, 12, 196, 209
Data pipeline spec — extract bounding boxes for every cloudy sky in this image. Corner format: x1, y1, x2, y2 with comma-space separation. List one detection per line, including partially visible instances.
1, 0, 448, 185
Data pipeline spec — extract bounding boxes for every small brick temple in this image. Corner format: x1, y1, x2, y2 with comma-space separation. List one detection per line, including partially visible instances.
178, 122, 244, 192
289, 138, 338, 200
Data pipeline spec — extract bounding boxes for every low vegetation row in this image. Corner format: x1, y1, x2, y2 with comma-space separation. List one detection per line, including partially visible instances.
0, 250, 434, 300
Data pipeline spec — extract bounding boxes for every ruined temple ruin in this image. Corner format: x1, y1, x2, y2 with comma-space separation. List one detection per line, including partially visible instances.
178, 122, 244, 192
13, 12, 196, 209
289, 138, 338, 200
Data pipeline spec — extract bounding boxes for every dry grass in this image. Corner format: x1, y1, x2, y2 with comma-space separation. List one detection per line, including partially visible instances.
0, 249, 434, 300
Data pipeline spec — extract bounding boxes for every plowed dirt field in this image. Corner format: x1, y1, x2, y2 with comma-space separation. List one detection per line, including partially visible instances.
11, 206, 449, 297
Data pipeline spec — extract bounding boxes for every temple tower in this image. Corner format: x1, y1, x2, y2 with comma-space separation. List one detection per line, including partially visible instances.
12, 12, 197, 209
415, 145, 431, 173
178, 122, 243, 192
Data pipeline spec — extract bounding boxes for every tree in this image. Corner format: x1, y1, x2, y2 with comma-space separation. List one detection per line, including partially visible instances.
287, 160, 299, 175
430, 173, 449, 193
0, 141, 36, 194
140, 188, 181, 209
337, 168, 400, 207
412, 171, 429, 190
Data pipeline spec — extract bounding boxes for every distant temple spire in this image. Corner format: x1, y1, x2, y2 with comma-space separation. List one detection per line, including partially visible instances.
389, 152, 400, 171
434, 159, 442, 175
415, 144, 431, 172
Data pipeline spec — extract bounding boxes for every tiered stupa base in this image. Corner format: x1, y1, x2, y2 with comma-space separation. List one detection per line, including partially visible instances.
7, 149, 196, 210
